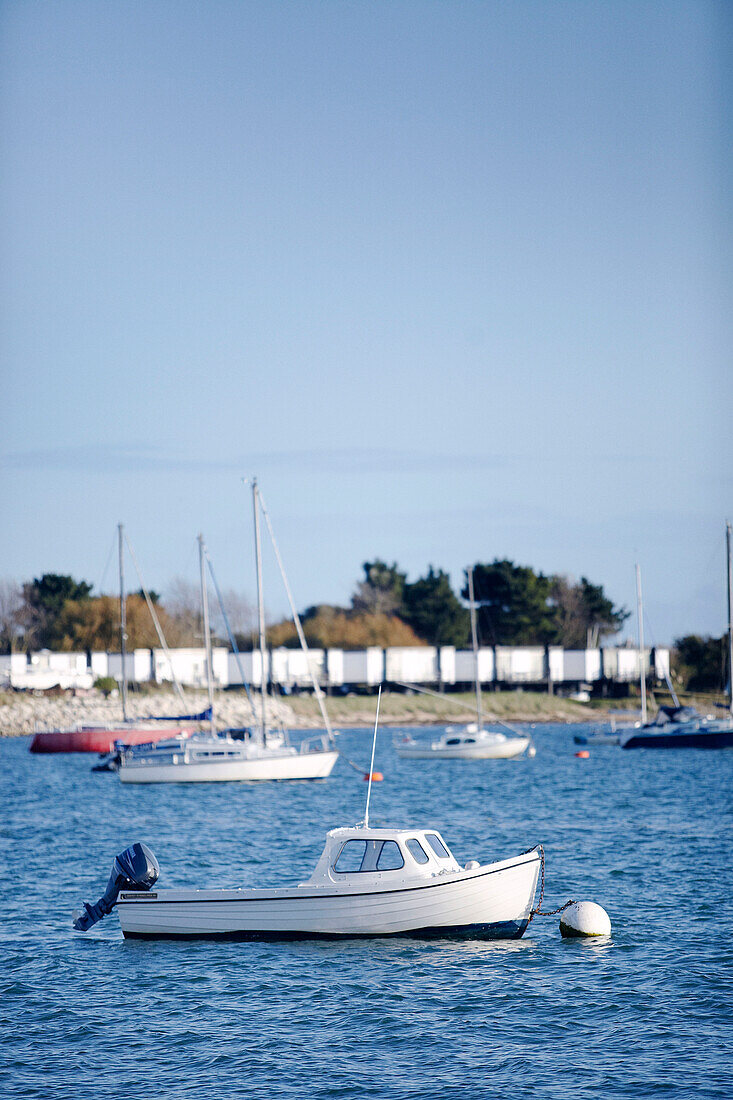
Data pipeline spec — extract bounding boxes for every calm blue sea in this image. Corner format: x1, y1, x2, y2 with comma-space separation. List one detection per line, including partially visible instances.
1, 724, 732, 1099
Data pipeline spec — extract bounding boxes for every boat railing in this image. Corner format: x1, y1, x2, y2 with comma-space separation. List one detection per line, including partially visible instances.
299, 733, 332, 754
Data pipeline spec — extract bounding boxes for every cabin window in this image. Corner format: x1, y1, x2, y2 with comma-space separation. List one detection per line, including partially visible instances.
406, 838, 429, 865
334, 839, 404, 873
425, 833, 450, 859
334, 840, 367, 872
464, 738, 476, 744
445, 738, 461, 745
376, 841, 404, 871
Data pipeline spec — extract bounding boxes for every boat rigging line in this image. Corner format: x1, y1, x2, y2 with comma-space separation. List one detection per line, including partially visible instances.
203, 547, 257, 722
392, 680, 527, 739
123, 533, 186, 706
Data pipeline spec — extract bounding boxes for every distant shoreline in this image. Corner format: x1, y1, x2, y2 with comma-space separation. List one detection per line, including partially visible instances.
0, 686, 654, 737
5, 685, 720, 738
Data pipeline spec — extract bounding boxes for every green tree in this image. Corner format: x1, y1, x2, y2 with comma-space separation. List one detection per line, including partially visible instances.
351, 560, 407, 615
674, 634, 729, 693
462, 560, 556, 645
402, 567, 469, 646
21, 573, 93, 648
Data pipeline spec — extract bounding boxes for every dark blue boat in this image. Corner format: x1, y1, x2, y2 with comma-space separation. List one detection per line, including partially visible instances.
620, 705, 733, 750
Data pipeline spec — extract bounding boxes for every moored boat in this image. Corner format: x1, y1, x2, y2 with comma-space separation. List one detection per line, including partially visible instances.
394, 567, 532, 761
30, 524, 197, 754
30, 721, 193, 755
116, 730, 338, 782
619, 706, 733, 750
74, 690, 541, 940
114, 484, 339, 783
74, 826, 542, 940
396, 726, 531, 760
621, 526, 733, 750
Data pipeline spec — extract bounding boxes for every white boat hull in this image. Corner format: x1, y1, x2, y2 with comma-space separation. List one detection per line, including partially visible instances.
396, 737, 530, 760
118, 749, 339, 783
117, 849, 541, 940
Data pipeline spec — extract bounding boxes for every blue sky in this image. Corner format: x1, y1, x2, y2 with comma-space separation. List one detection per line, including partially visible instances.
1, 1, 730, 644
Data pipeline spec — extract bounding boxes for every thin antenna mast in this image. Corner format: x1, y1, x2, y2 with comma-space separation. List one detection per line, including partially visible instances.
252, 478, 268, 741
721, 523, 726, 721
363, 686, 382, 829
198, 534, 215, 734
118, 523, 128, 721
636, 563, 647, 725
468, 567, 483, 731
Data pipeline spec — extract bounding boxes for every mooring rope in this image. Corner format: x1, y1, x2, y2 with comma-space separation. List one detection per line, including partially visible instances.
338, 752, 379, 779
524, 844, 574, 922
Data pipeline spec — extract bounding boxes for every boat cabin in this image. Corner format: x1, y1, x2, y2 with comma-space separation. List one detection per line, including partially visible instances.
650, 706, 701, 727
305, 826, 465, 888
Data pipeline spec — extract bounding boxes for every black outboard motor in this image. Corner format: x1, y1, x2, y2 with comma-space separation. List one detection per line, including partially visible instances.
73, 843, 159, 931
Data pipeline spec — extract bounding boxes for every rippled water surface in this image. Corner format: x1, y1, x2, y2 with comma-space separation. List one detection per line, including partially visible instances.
2, 725, 732, 1099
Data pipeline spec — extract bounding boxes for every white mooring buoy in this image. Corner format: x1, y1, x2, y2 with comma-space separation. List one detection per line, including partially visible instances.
559, 900, 611, 938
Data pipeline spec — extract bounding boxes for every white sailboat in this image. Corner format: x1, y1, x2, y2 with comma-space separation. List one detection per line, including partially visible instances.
117, 482, 339, 783
395, 567, 532, 760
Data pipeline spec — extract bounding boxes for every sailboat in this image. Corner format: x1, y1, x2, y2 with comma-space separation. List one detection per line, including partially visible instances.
621, 529, 733, 749
395, 568, 532, 760
30, 525, 198, 754
116, 481, 339, 782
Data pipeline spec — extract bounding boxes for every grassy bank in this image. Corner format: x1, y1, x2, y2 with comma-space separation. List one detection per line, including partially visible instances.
285, 690, 614, 726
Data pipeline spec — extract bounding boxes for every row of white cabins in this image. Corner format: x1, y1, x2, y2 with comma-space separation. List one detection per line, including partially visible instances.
1, 644, 670, 695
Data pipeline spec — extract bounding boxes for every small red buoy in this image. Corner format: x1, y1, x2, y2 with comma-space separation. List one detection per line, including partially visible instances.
363, 772, 384, 781
575, 750, 590, 759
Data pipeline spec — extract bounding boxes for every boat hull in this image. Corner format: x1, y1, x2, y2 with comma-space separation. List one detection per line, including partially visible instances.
621, 727, 733, 750
396, 737, 530, 760
121, 919, 530, 941
118, 748, 339, 783
116, 851, 540, 939
29, 726, 183, 754
573, 733, 621, 746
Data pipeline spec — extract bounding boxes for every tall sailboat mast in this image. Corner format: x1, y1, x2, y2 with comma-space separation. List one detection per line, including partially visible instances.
198, 534, 215, 734
467, 567, 483, 732
118, 523, 128, 722
252, 478, 268, 740
721, 523, 726, 721
636, 563, 647, 725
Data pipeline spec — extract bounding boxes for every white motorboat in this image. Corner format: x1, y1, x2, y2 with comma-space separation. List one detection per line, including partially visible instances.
74, 693, 541, 940
115, 483, 339, 783
74, 826, 542, 940
395, 568, 532, 761
396, 725, 531, 760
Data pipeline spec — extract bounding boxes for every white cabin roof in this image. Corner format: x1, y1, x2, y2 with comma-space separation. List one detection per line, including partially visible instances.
304, 825, 463, 887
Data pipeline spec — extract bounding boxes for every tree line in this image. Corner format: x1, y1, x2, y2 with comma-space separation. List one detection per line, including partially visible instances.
0, 564, 727, 694
0, 557, 630, 651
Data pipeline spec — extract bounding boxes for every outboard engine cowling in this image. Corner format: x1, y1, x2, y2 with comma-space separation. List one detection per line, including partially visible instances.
73, 843, 159, 931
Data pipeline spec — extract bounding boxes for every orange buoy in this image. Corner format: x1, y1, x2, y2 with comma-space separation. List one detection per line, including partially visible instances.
363, 772, 384, 781
575, 750, 590, 759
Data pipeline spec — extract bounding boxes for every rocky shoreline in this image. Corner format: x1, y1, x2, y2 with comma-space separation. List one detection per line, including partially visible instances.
0, 687, 611, 736
0, 690, 296, 737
